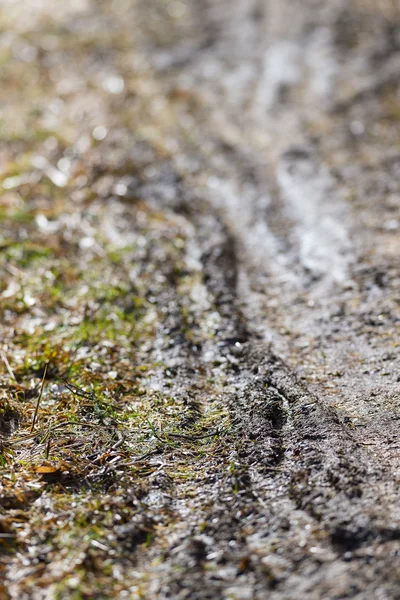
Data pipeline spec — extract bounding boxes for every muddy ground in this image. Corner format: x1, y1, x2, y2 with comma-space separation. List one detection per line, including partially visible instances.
0, 1, 400, 598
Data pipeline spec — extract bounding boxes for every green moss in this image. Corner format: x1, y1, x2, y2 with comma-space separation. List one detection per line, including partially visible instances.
3, 242, 54, 267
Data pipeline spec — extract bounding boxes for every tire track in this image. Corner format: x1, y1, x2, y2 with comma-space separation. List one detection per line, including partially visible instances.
159, 189, 400, 597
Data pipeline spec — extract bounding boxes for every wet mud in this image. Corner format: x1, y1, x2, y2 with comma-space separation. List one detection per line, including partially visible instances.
1, 1, 400, 598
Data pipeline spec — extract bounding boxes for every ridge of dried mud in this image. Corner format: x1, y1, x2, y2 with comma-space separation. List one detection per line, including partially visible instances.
0, 1, 400, 599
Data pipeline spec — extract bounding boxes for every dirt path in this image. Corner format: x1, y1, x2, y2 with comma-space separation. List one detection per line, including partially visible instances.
1, 1, 400, 598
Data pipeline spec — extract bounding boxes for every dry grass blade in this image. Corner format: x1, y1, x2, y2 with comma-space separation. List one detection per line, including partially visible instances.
10, 420, 111, 446
31, 363, 48, 432
1, 350, 16, 383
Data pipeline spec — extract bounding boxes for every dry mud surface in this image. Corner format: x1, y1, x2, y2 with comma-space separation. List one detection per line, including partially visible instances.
1, 1, 400, 599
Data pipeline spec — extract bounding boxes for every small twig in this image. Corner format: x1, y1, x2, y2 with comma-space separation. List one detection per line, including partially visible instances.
61, 377, 94, 400
49, 420, 110, 432
122, 448, 163, 466
31, 363, 48, 432
5, 264, 23, 278
167, 429, 221, 441
45, 438, 51, 459
111, 432, 125, 450
1, 350, 16, 383
252, 490, 269, 510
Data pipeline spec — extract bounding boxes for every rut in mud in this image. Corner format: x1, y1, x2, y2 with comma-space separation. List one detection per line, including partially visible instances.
0, 1, 400, 599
